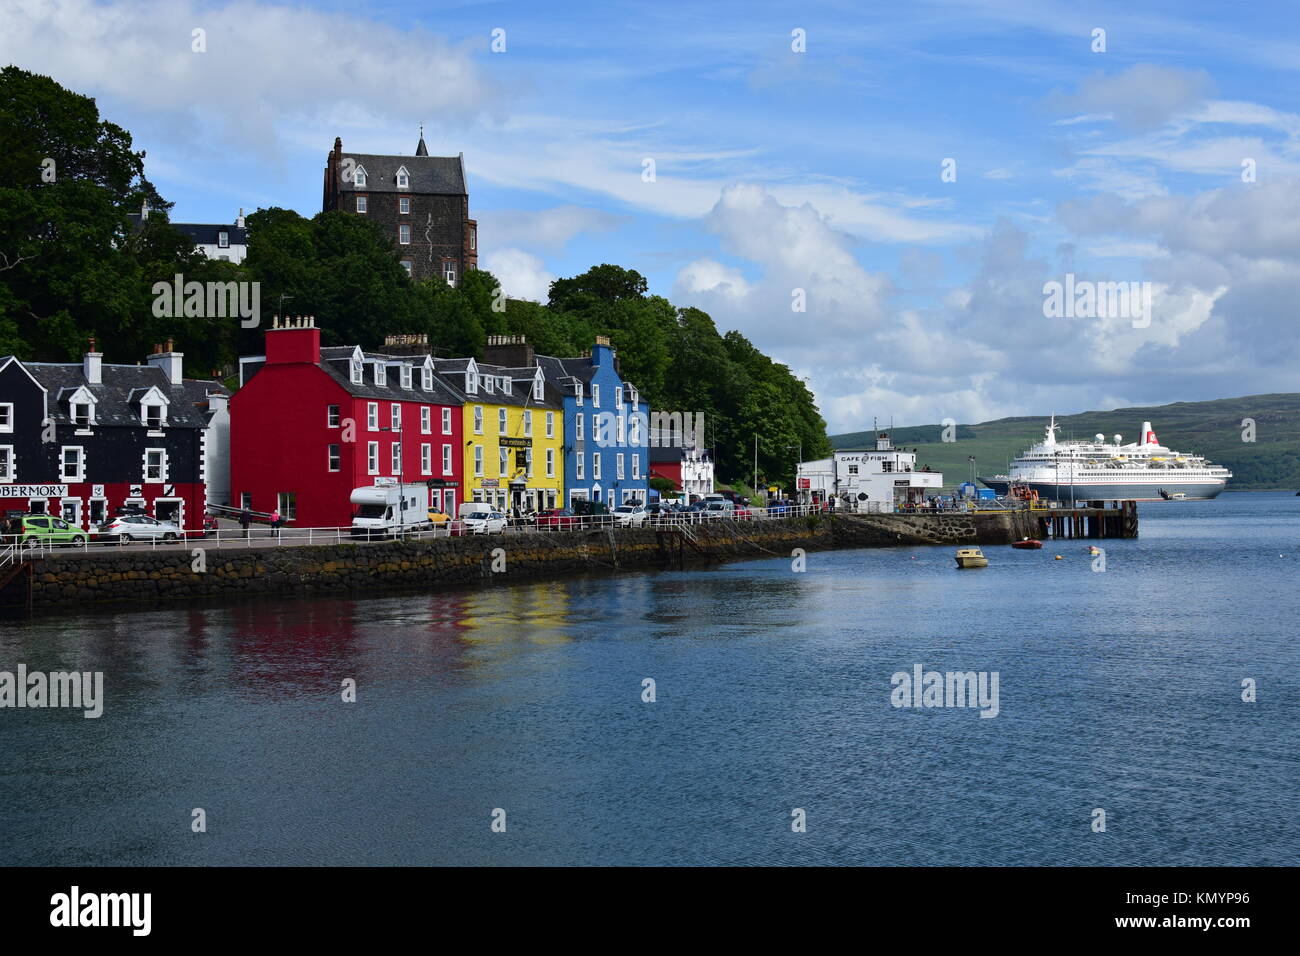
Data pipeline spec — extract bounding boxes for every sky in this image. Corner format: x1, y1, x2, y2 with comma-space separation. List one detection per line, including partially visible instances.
4, 0, 1300, 434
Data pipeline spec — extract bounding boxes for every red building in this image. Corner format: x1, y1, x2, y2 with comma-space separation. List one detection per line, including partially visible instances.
230, 318, 466, 528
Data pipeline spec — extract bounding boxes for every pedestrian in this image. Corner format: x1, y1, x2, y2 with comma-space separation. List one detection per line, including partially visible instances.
239, 507, 251, 539
270, 508, 281, 538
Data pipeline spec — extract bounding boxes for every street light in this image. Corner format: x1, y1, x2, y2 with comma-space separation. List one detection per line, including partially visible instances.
380, 422, 405, 534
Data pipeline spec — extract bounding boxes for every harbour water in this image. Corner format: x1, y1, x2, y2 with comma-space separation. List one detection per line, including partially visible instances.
2, 492, 1297, 866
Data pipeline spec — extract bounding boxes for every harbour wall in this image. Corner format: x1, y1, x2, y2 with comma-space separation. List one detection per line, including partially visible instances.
6, 510, 1045, 612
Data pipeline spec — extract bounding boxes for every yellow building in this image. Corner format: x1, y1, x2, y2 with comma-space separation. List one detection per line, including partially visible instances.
435, 355, 564, 513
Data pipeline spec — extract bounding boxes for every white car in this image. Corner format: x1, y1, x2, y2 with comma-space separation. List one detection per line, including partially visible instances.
98, 514, 185, 541
462, 510, 508, 534
613, 505, 648, 528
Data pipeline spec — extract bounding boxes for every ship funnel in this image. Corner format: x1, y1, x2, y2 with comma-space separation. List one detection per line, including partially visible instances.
1141, 421, 1157, 446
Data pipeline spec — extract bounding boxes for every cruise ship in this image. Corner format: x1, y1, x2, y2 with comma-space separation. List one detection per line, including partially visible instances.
979, 417, 1231, 501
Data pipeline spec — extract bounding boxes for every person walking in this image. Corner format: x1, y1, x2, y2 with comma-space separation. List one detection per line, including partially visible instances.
269, 508, 281, 539
239, 507, 251, 539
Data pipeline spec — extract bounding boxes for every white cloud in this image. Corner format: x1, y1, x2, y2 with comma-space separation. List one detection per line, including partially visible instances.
473, 206, 625, 252
1048, 64, 1213, 131
481, 248, 554, 303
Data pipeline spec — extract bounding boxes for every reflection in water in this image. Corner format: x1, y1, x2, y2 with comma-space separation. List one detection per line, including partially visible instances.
1, 494, 1297, 866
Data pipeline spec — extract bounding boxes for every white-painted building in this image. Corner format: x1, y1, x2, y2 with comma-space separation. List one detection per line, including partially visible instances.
797, 433, 942, 511
130, 204, 249, 264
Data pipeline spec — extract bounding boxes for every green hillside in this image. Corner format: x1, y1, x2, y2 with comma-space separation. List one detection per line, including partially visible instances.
830, 393, 1300, 492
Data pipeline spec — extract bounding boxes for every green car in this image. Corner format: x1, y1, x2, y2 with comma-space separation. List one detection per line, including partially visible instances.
12, 515, 89, 547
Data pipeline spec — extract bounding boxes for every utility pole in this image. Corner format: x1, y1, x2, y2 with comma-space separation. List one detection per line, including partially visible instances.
753, 433, 758, 503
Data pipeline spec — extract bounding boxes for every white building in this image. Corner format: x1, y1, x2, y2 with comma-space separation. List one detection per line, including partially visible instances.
130, 204, 249, 264
797, 433, 942, 512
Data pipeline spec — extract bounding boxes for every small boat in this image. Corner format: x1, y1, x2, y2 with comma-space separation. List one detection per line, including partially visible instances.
1011, 538, 1042, 549
955, 547, 988, 568
1158, 489, 1187, 500
1087, 545, 1101, 554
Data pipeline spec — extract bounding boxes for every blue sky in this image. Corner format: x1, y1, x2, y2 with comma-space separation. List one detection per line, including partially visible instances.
5, 0, 1300, 433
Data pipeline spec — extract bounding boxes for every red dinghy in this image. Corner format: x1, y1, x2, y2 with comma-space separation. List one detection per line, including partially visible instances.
1011, 538, 1043, 549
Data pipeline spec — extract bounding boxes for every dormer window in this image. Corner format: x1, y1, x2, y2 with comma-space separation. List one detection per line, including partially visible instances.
218, 231, 230, 249
616, 386, 624, 408
502, 377, 511, 395
484, 376, 494, 395
421, 366, 433, 391
467, 372, 478, 394
592, 384, 600, 407
400, 365, 412, 389
351, 357, 364, 384
396, 166, 410, 189
575, 383, 584, 406
373, 362, 384, 386
71, 402, 92, 426
143, 404, 163, 429
533, 377, 543, 401
354, 166, 367, 188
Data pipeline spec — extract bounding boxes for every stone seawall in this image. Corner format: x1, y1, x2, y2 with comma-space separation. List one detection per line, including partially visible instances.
5, 510, 1040, 611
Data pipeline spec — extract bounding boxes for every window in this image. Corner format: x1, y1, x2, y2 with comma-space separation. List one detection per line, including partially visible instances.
71, 402, 92, 426
441, 407, 452, 434
399, 196, 410, 215
367, 403, 378, 430
354, 167, 367, 187
474, 445, 483, 476
421, 444, 431, 475
502, 377, 512, 395
0, 404, 11, 432
617, 454, 625, 480
422, 366, 433, 391
396, 167, 409, 188
473, 406, 483, 434
526, 448, 534, 478
546, 448, 555, 478
399, 224, 411, 245
534, 378, 543, 401
367, 442, 379, 474
616, 386, 624, 408
356, 195, 368, 213
498, 408, 507, 435
391, 442, 402, 474
443, 261, 456, 286
400, 261, 412, 275
0, 445, 14, 480
442, 444, 452, 475
632, 455, 640, 480
546, 411, 554, 438
60, 446, 85, 481
373, 362, 385, 386
143, 404, 163, 429
576, 453, 584, 480
467, 371, 478, 394
391, 404, 401, 430
351, 358, 364, 384
575, 383, 583, 406
593, 453, 601, 480
328, 444, 340, 471
576, 414, 584, 441
327, 405, 340, 428
523, 411, 532, 437
847, 464, 859, 475
277, 493, 297, 520
218, 231, 230, 249
629, 415, 640, 445
499, 447, 508, 477
420, 407, 431, 433
617, 414, 625, 443
592, 384, 600, 407
470, 226, 476, 251
400, 365, 412, 389
484, 376, 494, 395
144, 449, 166, 482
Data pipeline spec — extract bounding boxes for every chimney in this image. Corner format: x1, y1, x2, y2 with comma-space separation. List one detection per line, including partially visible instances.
140, 198, 149, 221
589, 335, 614, 367
236, 207, 245, 229
206, 390, 229, 414
483, 333, 534, 368
265, 315, 322, 366
146, 341, 184, 385
83, 337, 102, 385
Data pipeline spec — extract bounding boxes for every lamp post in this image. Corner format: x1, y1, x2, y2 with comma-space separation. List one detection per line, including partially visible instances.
380, 422, 405, 534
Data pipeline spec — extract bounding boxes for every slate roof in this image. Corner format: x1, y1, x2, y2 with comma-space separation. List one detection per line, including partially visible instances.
320, 351, 468, 406
125, 215, 247, 247
23, 362, 228, 428
536, 354, 598, 388
339, 153, 466, 195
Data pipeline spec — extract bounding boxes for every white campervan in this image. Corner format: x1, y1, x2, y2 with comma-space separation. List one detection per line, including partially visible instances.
350, 484, 432, 537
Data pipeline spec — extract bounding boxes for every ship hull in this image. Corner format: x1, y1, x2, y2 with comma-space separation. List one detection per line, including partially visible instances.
978, 478, 1226, 501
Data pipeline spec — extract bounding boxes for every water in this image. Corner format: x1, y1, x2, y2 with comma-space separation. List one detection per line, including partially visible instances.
2, 492, 1297, 866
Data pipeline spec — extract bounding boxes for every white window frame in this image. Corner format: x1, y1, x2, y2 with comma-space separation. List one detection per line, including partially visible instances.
523, 410, 532, 437
399, 224, 411, 246
498, 408, 507, 436
327, 405, 340, 428
356, 195, 368, 214
143, 448, 167, 483
60, 445, 85, 482
546, 411, 554, 438
0, 403, 12, 433
351, 359, 364, 384
576, 453, 584, 480
400, 365, 412, 389
391, 404, 401, 430
373, 362, 385, 386
474, 445, 483, 477
592, 384, 600, 408
0, 445, 14, 481
367, 402, 379, 430
546, 448, 555, 478
576, 413, 584, 441
422, 366, 433, 391
473, 406, 483, 434
575, 383, 583, 406
421, 443, 432, 475
420, 406, 431, 434
367, 441, 379, 475
441, 407, 452, 434
328, 444, 341, 472
499, 447, 509, 477
396, 166, 410, 189
354, 166, 367, 188
593, 453, 602, 480
632, 455, 641, 480
391, 442, 402, 475
442, 444, 453, 476
400, 196, 411, 215
617, 453, 625, 480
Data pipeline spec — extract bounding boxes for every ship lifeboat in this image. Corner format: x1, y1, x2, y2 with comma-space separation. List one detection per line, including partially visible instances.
1011, 538, 1043, 549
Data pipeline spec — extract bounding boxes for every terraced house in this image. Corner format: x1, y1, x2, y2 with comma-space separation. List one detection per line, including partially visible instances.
232, 321, 467, 528
0, 342, 228, 531
433, 348, 564, 514
532, 335, 650, 508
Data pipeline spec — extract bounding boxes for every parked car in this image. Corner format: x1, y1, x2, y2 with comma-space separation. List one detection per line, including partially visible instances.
97, 514, 184, 541
427, 509, 451, 525
571, 499, 611, 528
8, 514, 89, 546
613, 504, 648, 528
733, 506, 754, 520
535, 508, 578, 530
703, 500, 735, 519
462, 509, 508, 534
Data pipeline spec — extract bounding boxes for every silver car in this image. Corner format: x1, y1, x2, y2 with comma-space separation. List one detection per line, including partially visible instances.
98, 514, 185, 541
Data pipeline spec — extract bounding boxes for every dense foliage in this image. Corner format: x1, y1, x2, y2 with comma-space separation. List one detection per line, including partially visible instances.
0, 67, 830, 485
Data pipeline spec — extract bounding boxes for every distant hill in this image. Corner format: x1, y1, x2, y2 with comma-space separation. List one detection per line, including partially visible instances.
830, 393, 1300, 492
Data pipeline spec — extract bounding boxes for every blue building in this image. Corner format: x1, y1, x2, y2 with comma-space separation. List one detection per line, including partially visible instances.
526, 336, 650, 509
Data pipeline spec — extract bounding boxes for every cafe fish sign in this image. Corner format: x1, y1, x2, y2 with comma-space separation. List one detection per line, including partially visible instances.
0, 484, 69, 498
